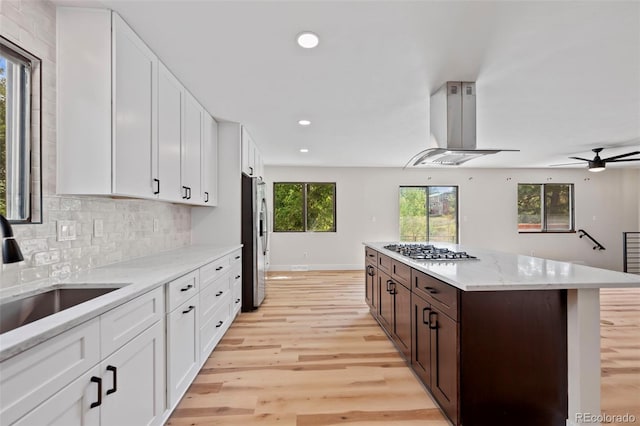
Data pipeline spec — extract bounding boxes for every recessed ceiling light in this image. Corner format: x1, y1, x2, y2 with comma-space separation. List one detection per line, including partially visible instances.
298, 119, 311, 126
300, 148, 309, 153
297, 32, 319, 49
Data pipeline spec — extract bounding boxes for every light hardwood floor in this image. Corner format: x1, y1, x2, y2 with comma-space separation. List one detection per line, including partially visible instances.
168, 271, 640, 425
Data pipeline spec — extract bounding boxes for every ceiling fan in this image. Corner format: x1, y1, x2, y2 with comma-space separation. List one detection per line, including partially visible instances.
552, 147, 640, 172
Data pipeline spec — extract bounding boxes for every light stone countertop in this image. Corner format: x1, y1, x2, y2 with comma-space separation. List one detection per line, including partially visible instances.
0, 244, 241, 362
364, 242, 640, 291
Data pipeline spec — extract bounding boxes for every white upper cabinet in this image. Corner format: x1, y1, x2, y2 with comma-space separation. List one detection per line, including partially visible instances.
182, 92, 203, 203
201, 114, 219, 206
112, 14, 157, 198
157, 63, 184, 203
57, 7, 217, 207
241, 126, 264, 180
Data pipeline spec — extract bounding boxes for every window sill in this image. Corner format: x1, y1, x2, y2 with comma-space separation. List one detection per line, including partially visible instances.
518, 230, 576, 234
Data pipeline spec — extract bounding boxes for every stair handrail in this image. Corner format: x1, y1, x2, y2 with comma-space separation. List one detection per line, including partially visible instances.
578, 229, 605, 250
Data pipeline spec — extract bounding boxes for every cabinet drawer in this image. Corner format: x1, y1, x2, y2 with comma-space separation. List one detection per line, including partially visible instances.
230, 249, 242, 265
232, 280, 242, 313
378, 253, 391, 273
167, 270, 199, 312
365, 247, 378, 265
200, 294, 231, 359
101, 286, 164, 357
200, 272, 230, 323
412, 270, 459, 320
0, 319, 100, 425
392, 260, 411, 287
200, 257, 230, 289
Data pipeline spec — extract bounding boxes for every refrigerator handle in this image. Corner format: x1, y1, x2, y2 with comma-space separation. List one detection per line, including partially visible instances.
261, 197, 269, 255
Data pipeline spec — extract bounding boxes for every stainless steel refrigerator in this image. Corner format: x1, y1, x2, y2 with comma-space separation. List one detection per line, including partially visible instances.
241, 174, 268, 311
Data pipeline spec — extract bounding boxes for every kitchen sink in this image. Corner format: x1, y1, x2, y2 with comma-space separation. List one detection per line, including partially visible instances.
0, 286, 124, 334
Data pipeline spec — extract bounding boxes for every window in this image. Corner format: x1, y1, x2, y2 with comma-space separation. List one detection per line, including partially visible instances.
1, 37, 42, 223
517, 183, 574, 232
399, 186, 458, 243
273, 182, 336, 232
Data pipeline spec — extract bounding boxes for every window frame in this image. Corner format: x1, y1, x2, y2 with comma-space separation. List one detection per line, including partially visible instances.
517, 183, 575, 234
399, 185, 459, 243
0, 36, 42, 224
273, 182, 337, 233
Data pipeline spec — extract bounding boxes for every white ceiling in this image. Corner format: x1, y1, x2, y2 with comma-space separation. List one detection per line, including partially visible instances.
57, 0, 640, 169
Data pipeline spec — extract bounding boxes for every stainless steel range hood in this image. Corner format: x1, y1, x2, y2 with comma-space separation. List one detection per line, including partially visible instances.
407, 82, 516, 167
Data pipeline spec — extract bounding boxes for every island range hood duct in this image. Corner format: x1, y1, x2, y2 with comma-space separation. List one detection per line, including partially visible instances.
407, 81, 517, 167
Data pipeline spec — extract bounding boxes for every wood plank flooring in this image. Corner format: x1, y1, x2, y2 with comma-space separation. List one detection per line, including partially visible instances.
167, 271, 640, 425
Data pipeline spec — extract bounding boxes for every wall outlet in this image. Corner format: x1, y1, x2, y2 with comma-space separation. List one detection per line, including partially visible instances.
153, 218, 160, 233
57, 220, 77, 241
93, 219, 104, 237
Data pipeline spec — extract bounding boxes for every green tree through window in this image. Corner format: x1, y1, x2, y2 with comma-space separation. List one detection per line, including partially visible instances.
517, 183, 574, 232
399, 186, 458, 243
274, 182, 336, 232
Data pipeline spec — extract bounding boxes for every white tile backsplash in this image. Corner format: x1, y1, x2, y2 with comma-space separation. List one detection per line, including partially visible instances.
0, 0, 192, 288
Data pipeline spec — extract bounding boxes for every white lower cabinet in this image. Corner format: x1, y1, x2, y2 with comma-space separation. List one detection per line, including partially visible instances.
16, 322, 164, 426
166, 296, 200, 407
3, 288, 165, 426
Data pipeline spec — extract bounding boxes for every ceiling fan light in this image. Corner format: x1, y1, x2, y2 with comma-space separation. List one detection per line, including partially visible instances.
588, 166, 605, 172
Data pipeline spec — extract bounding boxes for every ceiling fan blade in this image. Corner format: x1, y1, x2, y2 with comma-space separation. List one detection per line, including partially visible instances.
602, 151, 640, 161
568, 157, 590, 162
550, 162, 584, 167
606, 158, 640, 163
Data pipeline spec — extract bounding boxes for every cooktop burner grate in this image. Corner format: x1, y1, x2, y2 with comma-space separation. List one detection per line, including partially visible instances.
383, 243, 477, 260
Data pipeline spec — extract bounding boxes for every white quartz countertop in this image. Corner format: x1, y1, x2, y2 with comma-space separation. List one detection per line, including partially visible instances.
364, 242, 640, 291
0, 244, 241, 362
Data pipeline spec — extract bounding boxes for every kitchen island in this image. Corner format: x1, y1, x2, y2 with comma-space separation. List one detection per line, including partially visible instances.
364, 242, 640, 426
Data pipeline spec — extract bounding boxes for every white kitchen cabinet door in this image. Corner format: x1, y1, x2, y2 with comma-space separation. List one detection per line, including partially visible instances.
157, 63, 184, 202
13, 365, 101, 426
181, 93, 202, 202
101, 321, 165, 426
112, 14, 157, 198
241, 126, 256, 177
167, 297, 200, 407
201, 113, 218, 206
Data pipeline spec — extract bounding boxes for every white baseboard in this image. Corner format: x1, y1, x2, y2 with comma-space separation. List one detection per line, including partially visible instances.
269, 264, 362, 271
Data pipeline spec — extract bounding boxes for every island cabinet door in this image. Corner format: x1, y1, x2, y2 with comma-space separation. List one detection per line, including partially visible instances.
411, 294, 432, 388
377, 270, 394, 334
430, 308, 459, 425
364, 263, 377, 314
392, 282, 411, 359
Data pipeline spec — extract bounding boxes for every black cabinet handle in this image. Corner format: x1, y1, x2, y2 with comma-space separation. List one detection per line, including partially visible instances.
428, 311, 438, 330
235, 298, 241, 303
182, 305, 195, 314
386, 280, 393, 292
90, 376, 102, 408
182, 186, 188, 199
393, 264, 396, 274
215, 291, 224, 297
215, 320, 224, 328
153, 178, 160, 195
106, 365, 117, 395
249, 166, 254, 176
187, 187, 192, 200
235, 275, 241, 279
215, 266, 223, 271
180, 284, 193, 292
368, 253, 375, 258
424, 286, 439, 294
422, 307, 431, 325
235, 255, 241, 260
204, 192, 209, 203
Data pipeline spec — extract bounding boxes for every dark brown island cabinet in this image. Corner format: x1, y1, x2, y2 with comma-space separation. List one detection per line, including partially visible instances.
364, 248, 568, 426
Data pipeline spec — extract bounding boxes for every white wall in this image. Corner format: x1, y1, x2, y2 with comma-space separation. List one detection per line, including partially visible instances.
265, 166, 640, 272
0, 0, 192, 288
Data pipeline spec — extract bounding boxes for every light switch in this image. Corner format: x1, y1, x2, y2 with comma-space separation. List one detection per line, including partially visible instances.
57, 220, 77, 241
94, 219, 104, 237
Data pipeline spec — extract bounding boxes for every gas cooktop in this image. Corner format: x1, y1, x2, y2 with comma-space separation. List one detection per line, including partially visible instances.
383, 243, 477, 260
